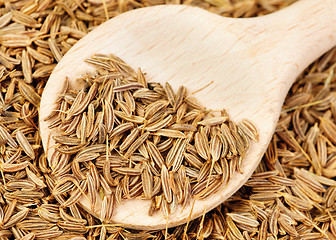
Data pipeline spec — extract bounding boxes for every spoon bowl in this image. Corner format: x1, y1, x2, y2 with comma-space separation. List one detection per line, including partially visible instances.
39, 0, 336, 230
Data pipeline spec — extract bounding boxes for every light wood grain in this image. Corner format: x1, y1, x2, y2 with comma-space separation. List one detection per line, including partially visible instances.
39, 0, 336, 230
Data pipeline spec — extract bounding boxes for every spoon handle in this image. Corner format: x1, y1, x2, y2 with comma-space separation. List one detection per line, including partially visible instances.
249, 0, 336, 97
268, 0, 336, 73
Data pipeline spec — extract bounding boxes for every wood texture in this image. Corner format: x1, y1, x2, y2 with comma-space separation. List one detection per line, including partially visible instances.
39, 0, 336, 230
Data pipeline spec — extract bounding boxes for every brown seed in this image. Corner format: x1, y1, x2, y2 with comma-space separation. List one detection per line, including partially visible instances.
104, 100, 114, 133
161, 165, 172, 203
123, 132, 150, 158
198, 117, 228, 126
184, 152, 204, 169
21, 50, 32, 83
146, 141, 165, 167
194, 131, 210, 160
1, 161, 29, 172
0, 12, 13, 28
258, 220, 268, 240
12, 10, 41, 28
166, 138, 184, 168
48, 38, 63, 62
141, 164, 153, 199
16, 130, 35, 159
164, 82, 175, 107
278, 216, 298, 237
221, 123, 237, 155
269, 208, 280, 235
18, 80, 40, 107
210, 134, 222, 162
227, 213, 259, 228
0, 125, 17, 148
5, 78, 15, 104
113, 82, 144, 92
27, 46, 52, 64
154, 129, 186, 138
176, 103, 187, 122
3, 208, 29, 228
227, 216, 244, 239
145, 114, 173, 132
112, 167, 142, 175
26, 168, 46, 188
281, 192, 313, 211
71, 83, 99, 117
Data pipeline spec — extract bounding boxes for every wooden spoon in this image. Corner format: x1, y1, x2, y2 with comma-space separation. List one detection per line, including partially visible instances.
39, 0, 336, 230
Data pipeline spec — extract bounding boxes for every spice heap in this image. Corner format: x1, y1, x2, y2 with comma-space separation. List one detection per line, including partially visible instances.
46, 53, 258, 218
1, 0, 336, 239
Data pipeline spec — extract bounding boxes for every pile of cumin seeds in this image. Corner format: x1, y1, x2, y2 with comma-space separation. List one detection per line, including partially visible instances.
3, 0, 336, 239
46, 53, 258, 218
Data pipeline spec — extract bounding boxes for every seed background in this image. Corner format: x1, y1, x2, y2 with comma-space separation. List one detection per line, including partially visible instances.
1, 0, 336, 239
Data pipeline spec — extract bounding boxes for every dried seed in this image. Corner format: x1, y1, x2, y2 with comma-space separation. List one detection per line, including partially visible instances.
145, 115, 173, 132
21, 50, 32, 83
123, 132, 150, 158
194, 132, 210, 160
0, 125, 17, 148
227, 213, 259, 227
161, 165, 172, 203
3, 208, 29, 228
142, 164, 153, 199
146, 141, 165, 167
16, 130, 35, 159
1, 161, 29, 172
198, 117, 228, 126
18, 80, 40, 107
